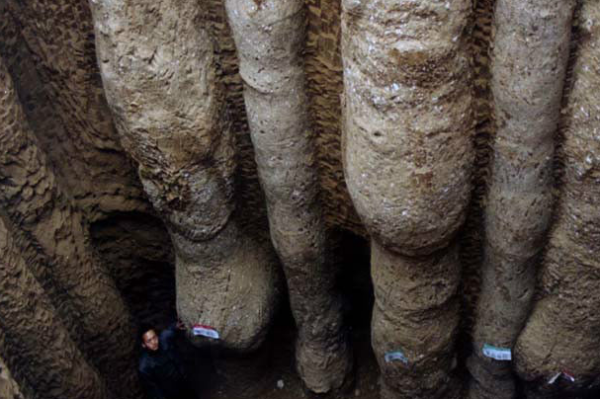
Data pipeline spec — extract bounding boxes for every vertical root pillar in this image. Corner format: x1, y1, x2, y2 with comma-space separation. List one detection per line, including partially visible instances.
90, 0, 280, 353
468, 1, 576, 398
341, 1, 474, 398
372, 243, 462, 399
514, 0, 600, 396
224, 0, 352, 392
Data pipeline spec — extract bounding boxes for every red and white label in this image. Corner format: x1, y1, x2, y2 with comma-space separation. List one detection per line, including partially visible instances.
548, 373, 562, 384
192, 324, 220, 339
548, 371, 576, 384
563, 371, 576, 382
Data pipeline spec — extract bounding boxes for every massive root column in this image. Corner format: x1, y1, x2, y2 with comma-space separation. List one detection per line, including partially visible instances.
514, 1, 600, 397
468, 1, 576, 398
89, 0, 279, 352
341, 1, 474, 398
224, 0, 352, 392
0, 52, 140, 398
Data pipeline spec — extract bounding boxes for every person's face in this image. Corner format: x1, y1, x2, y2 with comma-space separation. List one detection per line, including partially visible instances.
142, 330, 159, 351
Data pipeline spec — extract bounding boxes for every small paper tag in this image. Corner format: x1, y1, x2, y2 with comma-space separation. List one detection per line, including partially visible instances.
548, 371, 576, 384
385, 350, 409, 364
482, 344, 512, 361
548, 372, 562, 384
192, 324, 220, 339
562, 371, 576, 382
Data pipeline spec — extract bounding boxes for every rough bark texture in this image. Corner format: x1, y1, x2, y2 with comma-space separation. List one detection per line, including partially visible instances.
89, 0, 280, 352
3, 0, 147, 222
370, 242, 463, 399
468, 1, 576, 398
514, 0, 600, 396
341, 0, 474, 398
0, 54, 140, 399
0, 219, 112, 399
224, 0, 352, 392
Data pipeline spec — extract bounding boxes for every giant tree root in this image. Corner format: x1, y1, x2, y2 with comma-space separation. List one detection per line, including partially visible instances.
371, 243, 462, 399
468, 1, 576, 398
224, 0, 352, 392
514, 0, 600, 396
90, 0, 280, 352
341, 0, 474, 398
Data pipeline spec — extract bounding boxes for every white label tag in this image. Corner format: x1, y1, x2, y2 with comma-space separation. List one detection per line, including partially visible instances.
548, 371, 576, 384
192, 324, 220, 339
548, 372, 562, 384
385, 351, 409, 364
563, 372, 576, 382
482, 344, 512, 361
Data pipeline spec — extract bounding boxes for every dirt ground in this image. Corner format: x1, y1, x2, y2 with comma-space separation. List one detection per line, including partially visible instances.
180, 320, 381, 399
179, 320, 599, 399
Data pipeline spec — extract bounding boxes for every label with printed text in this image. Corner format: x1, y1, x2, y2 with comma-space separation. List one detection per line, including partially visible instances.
548, 372, 562, 384
192, 324, 220, 339
385, 350, 409, 364
482, 344, 512, 361
562, 371, 576, 382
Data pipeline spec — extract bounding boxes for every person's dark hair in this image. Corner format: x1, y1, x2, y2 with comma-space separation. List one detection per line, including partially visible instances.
138, 323, 155, 344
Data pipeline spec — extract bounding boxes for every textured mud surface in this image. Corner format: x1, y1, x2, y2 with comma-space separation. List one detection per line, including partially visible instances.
2, 0, 147, 222
0, 358, 23, 399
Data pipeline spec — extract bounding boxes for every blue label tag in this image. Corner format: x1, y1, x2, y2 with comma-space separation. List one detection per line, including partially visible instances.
482, 344, 512, 361
385, 350, 409, 364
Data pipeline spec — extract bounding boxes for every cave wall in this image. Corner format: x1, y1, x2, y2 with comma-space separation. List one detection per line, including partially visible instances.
0, 356, 23, 399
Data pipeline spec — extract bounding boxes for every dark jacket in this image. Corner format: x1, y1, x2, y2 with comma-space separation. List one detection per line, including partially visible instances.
139, 324, 189, 399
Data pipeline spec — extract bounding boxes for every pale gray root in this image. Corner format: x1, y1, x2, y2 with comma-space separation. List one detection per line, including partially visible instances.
371, 242, 462, 399
514, 1, 600, 396
224, 0, 352, 392
0, 51, 140, 398
0, 219, 113, 399
90, 0, 280, 352
341, 1, 474, 397
468, 1, 576, 399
